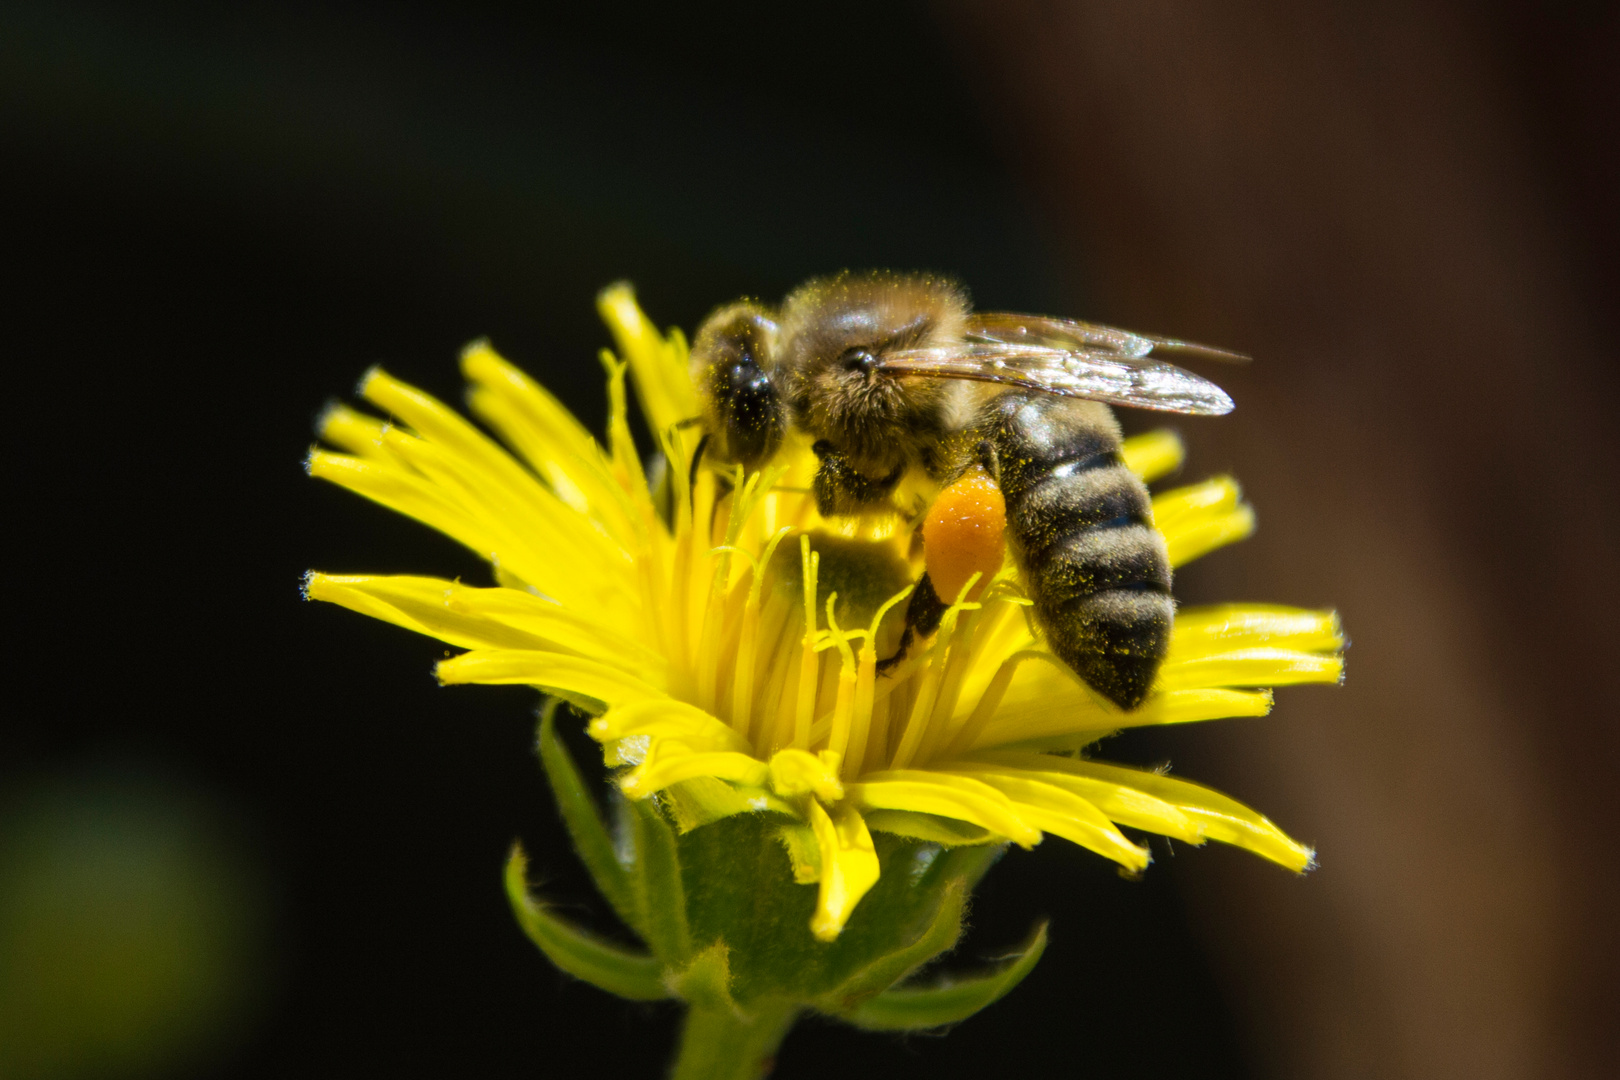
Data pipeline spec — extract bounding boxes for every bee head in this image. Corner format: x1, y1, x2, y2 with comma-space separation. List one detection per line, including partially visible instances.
690, 301, 784, 467
778, 271, 970, 478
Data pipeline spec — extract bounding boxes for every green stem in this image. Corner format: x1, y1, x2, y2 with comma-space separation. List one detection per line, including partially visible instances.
669, 1001, 799, 1080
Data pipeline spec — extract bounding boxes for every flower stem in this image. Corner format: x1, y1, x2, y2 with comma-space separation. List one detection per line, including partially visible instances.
669, 1001, 799, 1080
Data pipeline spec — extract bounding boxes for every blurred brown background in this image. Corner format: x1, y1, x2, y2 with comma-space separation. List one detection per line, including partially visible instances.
5, 2, 1615, 1077
946, 3, 1620, 1077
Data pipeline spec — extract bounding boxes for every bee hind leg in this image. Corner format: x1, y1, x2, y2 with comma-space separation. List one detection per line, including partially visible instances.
876, 572, 947, 674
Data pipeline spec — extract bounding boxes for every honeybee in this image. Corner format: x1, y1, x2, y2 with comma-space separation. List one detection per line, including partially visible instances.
690, 271, 1242, 710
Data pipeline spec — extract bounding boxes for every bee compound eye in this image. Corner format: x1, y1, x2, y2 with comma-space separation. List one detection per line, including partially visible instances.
840, 347, 877, 375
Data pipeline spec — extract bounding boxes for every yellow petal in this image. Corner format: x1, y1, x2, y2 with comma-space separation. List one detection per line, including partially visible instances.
439, 583, 663, 672
939, 754, 1202, 844
589, 700, 751, 754
1152, 475, 1241, 529
360, 367, 549, 501
597, 282, 698, 442
306, 449, 636, 622
461, 340, 642, 545
990, 755, 1313, 871
620, 744, 770, 799
661, 778, 795, 833
315, 402, 390, 458
860, 810, 997, 846
365, 418, 633, 585
1169, 605, 1345, 658
306, 572, 546, 652
1120, 429, 1184, 482
1151, 476, 1258, 566
1157, 648, 1344, 691
1118, 687, 1276, 727
436, 649, 667, 709
1166, 504, 1257, 567
848, 771, 1042, 848
360, 369, 635, 575
942, 769, 1150, 870
305, 573, 658, 673
968, 686, 1273, 750
807, 799, 880, 942
768, 748, 845, 801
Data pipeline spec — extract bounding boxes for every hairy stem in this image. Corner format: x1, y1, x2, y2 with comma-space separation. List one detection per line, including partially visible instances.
669, 1001, 798, 1080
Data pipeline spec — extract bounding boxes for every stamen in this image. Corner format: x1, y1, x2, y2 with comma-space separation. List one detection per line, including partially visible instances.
866, 694, 893, 775
912, 575, 985, 765
695, 469, 758, 712
794, 536, 821, 750
886, 574, 984, 770
727, 526, 791, 743
918, 608, 984, 763
813, 635, 841, 716
941, 649, 1049, 757
889, 650, 943, 772
676, 470, 716, 676
846, 585, 911, 777
655, 417, 695, 675
823, 595, 859, 766
751, 587, 796, 756
770, 651, 801, 754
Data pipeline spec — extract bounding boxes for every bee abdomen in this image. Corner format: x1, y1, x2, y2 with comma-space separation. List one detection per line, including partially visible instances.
990, 393, 1173, 710
1008, 464, 1152, 565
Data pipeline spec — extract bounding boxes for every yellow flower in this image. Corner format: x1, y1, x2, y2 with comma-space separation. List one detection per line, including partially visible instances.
306, 284, 1343, 943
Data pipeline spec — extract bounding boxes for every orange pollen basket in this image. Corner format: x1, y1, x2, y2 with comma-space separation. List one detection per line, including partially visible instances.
922, 466, 1007, 603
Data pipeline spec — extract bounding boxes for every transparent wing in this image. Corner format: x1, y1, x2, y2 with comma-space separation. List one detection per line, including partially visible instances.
968, 312, 1250, 365
877, 313, 1241, 416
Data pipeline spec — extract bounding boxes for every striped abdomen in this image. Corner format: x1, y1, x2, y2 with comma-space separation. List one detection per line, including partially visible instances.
987, 392, 1173, 710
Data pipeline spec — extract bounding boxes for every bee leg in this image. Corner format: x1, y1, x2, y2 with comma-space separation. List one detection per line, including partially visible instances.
687, 432, 739, 537
811, 440, 904, 516
876, 572, 947, 674
688, 432, 711, 497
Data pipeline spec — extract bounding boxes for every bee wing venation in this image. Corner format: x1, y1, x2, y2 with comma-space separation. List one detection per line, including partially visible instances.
879, 340, 1235, 416
966, 312, 1251, 365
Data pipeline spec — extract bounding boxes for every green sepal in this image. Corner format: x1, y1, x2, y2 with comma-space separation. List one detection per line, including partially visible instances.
678, 811, 1005, 1007
845, 921, 1049, 1031
536, 702, 642, 937
625, 795, 693, 963
503, 845, 668, 1001
520, 709, 1033, 1037
776, 823, 821, 883
814, 877, 970, 1015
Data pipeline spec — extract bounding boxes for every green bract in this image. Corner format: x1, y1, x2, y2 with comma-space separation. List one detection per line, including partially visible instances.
506, 704, 1046, 1079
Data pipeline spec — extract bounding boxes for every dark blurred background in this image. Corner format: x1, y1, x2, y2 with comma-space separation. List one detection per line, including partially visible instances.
3, 2, 1615, 1077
